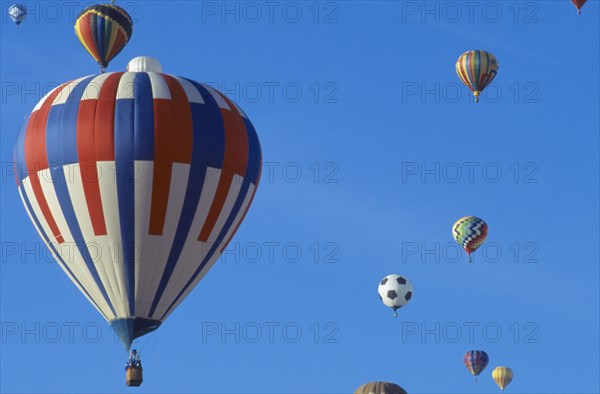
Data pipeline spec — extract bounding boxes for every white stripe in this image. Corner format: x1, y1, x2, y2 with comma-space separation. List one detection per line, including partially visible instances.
151, 167, 221, 318
168, 75, 204, 103
206, 174, 245, 244
33, 84, 63, 112
148, 72, 171, 100
161, 182, 255, 321
52, 76, 89, 105
116, 72, 136, 99
63, 163, 126, 317
135, 163, 190, 318
201, 84, 230, 110
97, 161, 130, 315
133, 162, 154, 316
17, 185, 107, 320
34, 170, 115, 319
155, 172, 251, 319
81, 73, 113, 101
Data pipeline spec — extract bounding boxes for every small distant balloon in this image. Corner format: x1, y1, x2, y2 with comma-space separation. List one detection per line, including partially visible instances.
492, 366, 513, 392
571, 0, 587, 14
378, 274, 413, 317
452, 216, 488, 262
464, 350, 489, 382
8, 3, 27, 25
456, 50, 498, 103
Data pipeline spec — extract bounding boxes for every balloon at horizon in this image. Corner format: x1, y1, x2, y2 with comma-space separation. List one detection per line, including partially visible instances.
12, 57, 262, 351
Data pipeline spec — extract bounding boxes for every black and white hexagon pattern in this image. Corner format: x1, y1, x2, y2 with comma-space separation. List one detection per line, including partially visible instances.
377, 274, 414, 311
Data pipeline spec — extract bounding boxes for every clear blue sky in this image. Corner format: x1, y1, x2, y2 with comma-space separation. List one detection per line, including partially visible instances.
1, 1, 599, 393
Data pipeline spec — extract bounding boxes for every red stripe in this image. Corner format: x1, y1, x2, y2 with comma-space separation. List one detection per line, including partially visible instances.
75, 73, 122, 236
106, 31, 125, 62
148, 75, 193, 235
459, 57, 474, 92
24, 84, 70, 244
95, 73, 122, 161
198, 96, 249, 242
79, 15, 100, 62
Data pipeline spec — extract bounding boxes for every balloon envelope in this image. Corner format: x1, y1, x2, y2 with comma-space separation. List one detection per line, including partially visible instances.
355, 382, 407, 394
455, 50, 498, 102
8, 3, 27, 25
492, 366, 513, 391
452, 216, 488, 261
464, 350, 489, 377
75, 3, 133, 69
571, 0, 587, 13
13, 63, 262, 350
378, 274, 413, 316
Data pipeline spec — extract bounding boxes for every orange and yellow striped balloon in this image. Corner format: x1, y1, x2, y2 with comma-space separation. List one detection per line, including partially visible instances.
456, 50, 498, 103
492, 366, 513, 392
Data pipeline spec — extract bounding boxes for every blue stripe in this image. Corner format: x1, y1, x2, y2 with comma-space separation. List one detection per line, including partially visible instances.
241, 117, 262, 184
148, 81, 226, 318
14, 113, 31, 185
133, 73, 154, 161
43, 79, 117, 318
160, 179, 253, 321
97, 16, 106, 62
18, 185, 106, 318
188, 80, 226, 167
61, 78, 93, 165
114, 97, 136, 316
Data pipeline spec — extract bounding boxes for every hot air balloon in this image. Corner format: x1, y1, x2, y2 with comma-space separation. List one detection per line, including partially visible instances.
378, 274, 413, 317
492, 366, 513, 392
571, 0, 587, 14
452, 216, 488, 262
355, 381, 408, 394
74, 2, 133, 72
8, 3, 27, 25
464, 350, 489, 382
456, 50, 498, 103
13, 58, 262, 382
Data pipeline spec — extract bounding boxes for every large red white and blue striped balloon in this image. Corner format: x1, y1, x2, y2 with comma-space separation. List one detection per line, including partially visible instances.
13, 59, 262, 350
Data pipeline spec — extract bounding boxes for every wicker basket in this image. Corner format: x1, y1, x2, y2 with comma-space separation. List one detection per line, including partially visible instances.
126, 366, 143, 387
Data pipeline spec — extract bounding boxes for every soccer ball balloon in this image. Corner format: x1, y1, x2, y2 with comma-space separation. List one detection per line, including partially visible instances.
378, 274, 413, 317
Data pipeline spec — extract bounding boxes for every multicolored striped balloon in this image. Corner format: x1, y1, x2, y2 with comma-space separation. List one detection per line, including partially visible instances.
492, 366, 513, 392
464, 350, 489, 382
452, 216, 488, 262
13, 59, 262, 350
74, 3, 133, 70
455, 50, 498, 103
